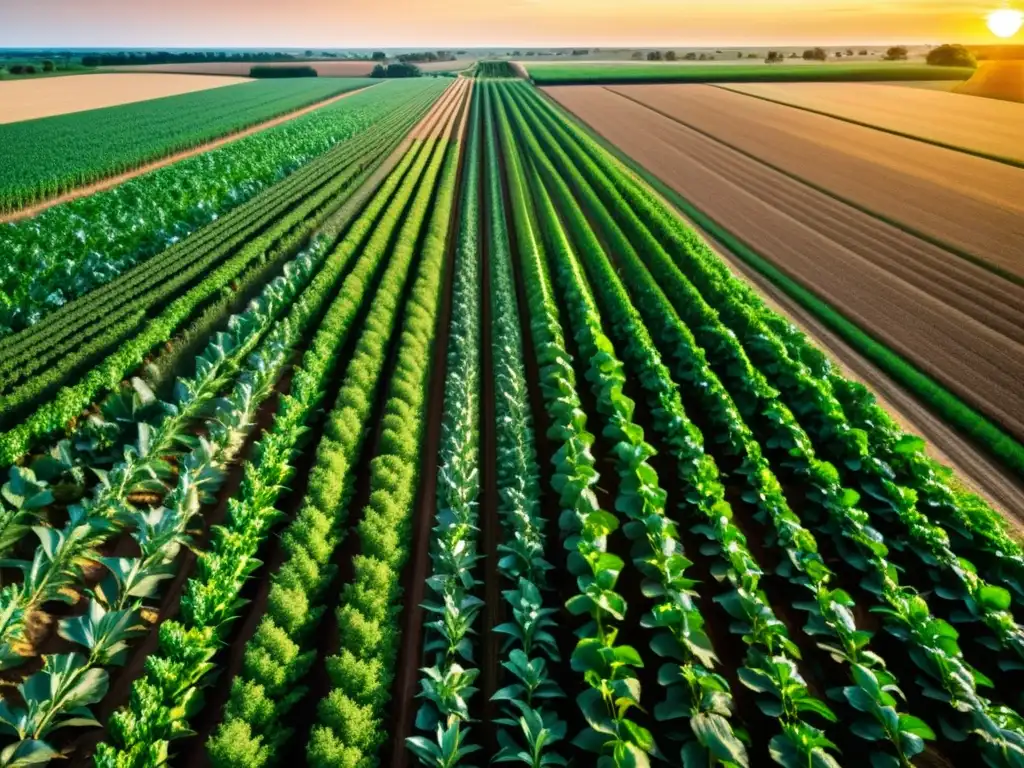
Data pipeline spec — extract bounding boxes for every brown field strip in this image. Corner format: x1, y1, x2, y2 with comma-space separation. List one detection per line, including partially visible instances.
592, 83, 1024, 280
717, 81, 1024, 165
544, 84, 1024, 446
0, 72, 249, 123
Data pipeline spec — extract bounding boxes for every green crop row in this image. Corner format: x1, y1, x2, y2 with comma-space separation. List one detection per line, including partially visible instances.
307, 118, 461, 765
519, 85, 1024, 669
0, 78, 373, 213
0, 90, 434, 394
205, 129, 450, 768
0, 87, 446, 466
502, 80, 1024, 766
0, 79, 448, 338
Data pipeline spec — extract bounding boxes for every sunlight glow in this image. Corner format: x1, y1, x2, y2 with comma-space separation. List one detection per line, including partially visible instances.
987, 8, 1024, 38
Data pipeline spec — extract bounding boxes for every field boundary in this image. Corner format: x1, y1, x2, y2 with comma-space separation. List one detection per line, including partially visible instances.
601, 85, 1024, 289
713, 83, 1024, 171
538, 86, 1024, 478
1, 82, 379, 223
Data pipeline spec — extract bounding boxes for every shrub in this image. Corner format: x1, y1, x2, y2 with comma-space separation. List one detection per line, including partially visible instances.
249, 65, 318, 77
207, 720, 270, 768
884, 45, 909, 60
926, 43, 976, 68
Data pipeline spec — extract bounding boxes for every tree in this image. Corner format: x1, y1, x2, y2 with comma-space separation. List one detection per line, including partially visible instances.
371, 51, 386, 61
789, 53, 798, 58
884, 46, 909, 60
765, 50, 785, 64
747, 52, 759, 58
42, 59, 55, 72
926, 43, 976, 68
846, 49, 855, 56
9, 64, 25, 74
685, 52, 698, 60
803, 47, 828, 61
631, 51, 644, 59
698, 53, 707, 61
737, 51, 744, 58
646, 51, 663, 61
665, 50, 677, 61
835, 51, 843, 57
859, 49, 869, 55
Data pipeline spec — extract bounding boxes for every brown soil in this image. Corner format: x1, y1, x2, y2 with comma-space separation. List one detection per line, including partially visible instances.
101, 61, 376, 77
565, 83, 1024, 280
387, 79, 472, 768
717, 81, 1024, 163
0, 84, 377, 224
0, 73, 249, 123
544, 84, 1024, 447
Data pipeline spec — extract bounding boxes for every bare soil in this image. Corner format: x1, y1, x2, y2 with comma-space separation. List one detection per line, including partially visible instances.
577, 83, 1024, 280
0, 84, 376, 224
0, 73, 248, 123
544, 84, 1024, 447
717, 81, 1024, 163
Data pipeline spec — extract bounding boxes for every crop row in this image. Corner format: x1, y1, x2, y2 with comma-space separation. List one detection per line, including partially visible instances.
205, 102, 460, 767
0, 78, 448, 338
405, 88, 486, 764
0, 86, 446, 466
520, 83, 1024, 673
0, 78, 373, 213
307, 90, 464, 766
492, 80, 1024, 766
0, 87, 437, 394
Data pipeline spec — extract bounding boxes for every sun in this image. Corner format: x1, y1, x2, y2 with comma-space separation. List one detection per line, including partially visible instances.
987, 8, 1024, 38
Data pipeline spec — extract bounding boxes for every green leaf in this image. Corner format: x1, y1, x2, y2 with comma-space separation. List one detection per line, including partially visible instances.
977, 585, 1012, 613
690, 712, 749, 768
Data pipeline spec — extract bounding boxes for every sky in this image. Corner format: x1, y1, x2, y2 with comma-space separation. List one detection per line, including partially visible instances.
0, 0, 1006, 48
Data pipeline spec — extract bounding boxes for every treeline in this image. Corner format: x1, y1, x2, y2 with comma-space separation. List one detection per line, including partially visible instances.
371, 62, 421, 78
395, 50, 456, 63
81, 51, 308, 67
249, 65, 319, 78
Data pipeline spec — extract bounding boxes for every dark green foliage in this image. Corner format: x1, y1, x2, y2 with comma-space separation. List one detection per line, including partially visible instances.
926, 44, 977, 68
248, 65, 319, 77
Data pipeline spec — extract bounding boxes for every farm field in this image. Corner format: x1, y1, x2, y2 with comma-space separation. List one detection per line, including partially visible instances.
570, 84, 1024, 278
718, 81, 1024, 163
102, 59, 377, 76
0, 72, 249, 122
1, 66, 1023, 768
0, 78, 375, 214
544, 84, 1024, 472
526, 61, 976, 84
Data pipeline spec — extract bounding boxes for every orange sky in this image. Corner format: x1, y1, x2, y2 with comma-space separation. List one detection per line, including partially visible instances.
0, 0, 1005, 47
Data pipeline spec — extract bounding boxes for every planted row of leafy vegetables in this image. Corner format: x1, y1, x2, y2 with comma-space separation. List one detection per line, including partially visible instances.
0, 77, 375, 215
400, 79, 1024, 767
0, 78, 447, 339
0, 82, 445, 469
0, 81, 462, 767
504, 78, 1024, 766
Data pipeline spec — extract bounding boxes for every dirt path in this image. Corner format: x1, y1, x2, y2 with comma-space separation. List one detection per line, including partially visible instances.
1, 84, 377, 224
545, 85, 1024, 447
580, 84, 1024, 280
